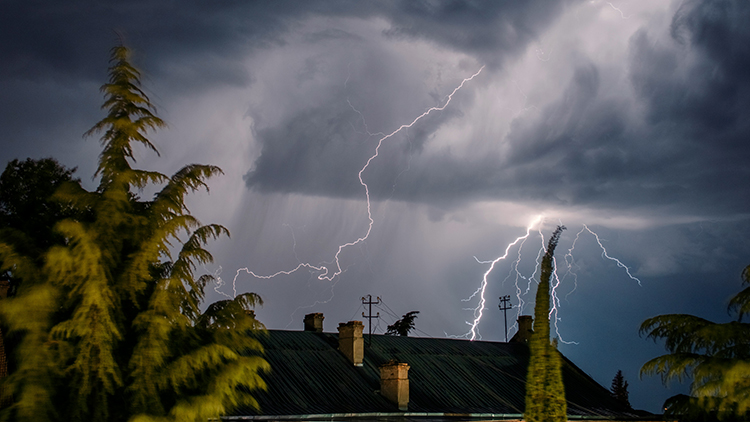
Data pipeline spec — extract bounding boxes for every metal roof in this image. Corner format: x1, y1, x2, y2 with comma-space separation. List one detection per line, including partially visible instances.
233, 330, 651, 420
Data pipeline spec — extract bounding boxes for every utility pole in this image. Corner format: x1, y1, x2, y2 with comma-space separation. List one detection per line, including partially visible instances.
361, 295, 380, 345
499, 295, 513, 342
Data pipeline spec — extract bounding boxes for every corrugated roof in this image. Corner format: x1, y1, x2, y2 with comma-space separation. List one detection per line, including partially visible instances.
234, 331, 648, 420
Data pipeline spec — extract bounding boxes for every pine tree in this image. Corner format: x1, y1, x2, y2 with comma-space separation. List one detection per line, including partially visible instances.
641, 264, 750, 420
610, 370, 631, 408
0, 45, 269, 422
525, 226, 567, 422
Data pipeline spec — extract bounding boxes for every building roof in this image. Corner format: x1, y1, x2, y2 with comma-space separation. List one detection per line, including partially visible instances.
230, 329, 653, 421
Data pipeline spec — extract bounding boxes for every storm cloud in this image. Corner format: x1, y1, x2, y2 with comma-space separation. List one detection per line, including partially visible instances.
243, 0, 750, 219
2, 0, 750, 414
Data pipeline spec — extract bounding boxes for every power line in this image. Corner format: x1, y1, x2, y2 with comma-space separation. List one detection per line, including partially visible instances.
378, 297, 434, 338
361, 295, 380, 345
374, 302, 399, 319
349, 302, 365, 322
499, 295, 513, 342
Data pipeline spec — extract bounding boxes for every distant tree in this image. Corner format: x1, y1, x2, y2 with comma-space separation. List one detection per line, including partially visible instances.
610, 370, 631, 408
385, 311, 420, 336
640, 264, 750, 420
0, 158, 81, 292
0, 45, 268, 422
0, 158, 82, 410
524, 226, 567, 422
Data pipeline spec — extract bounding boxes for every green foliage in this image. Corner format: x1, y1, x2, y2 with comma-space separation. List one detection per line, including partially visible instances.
0, 45, 268, 422
524, 226, 567, 422
640, 264, 750, 420
385, 311, 419, 336
0, 158, 81, 292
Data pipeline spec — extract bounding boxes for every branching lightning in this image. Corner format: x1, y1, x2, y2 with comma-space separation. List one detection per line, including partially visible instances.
224, 61, 643, 345
229, 66, 486, 295
607, 2, 632, 19
463, 215, 543, 341
210, 265, 234, 300
462, 219, 642, 343
567, 224, 642, 286
550, 255, 579, 345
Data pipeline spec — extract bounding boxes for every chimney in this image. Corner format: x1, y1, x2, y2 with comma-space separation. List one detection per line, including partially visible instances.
380, 359, 409, 411
303, 312, 325, 332
337, 321, 364, 366
510, 315, 533, 344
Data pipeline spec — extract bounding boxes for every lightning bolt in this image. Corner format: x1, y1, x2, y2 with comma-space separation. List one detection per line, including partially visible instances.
463, 220, 641, 344
225, 59, 642, 346
565, 224, 642, 286
550, 224, 641, 344
550, 254, 579, 345
228, 66, 486, 295
209, 265, 234, 300
607, 2, 632, 19
463, 215, 543, 341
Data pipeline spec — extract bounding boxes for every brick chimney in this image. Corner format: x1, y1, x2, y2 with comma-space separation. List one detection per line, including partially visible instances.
337, 321, 364, 366
380, 359, 409, 411
510, 315, 533, 344
303, 312, 324, 332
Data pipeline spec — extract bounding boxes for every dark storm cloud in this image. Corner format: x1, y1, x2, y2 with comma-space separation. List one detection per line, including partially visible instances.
3, 0, 747, 217
243, 0, 579, 200
1, 0, 290, 84
631, 2, 750, 141
504, 0, 750, 216
478, 0, 750, 216
245, 0, 750, 218
1, 0, 571, 83
365, 66, 644, 207
1, 0, 575, 161
482, 63, 680, 209
380, 0, 571, 68
244, 86, 466, 199
244, 100, 366, 197
613, 0, 750, 215
1, 0, 289, 162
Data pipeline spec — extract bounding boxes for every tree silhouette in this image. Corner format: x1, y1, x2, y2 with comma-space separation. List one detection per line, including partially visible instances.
0, 45, 268, 422
0, 158, 81, 291
524, 225, 567, 422
610, 370, 631, 408
385, 311, 420, 336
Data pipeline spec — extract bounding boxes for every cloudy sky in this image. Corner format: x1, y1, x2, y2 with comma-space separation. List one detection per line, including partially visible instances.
3, 0, 750, 413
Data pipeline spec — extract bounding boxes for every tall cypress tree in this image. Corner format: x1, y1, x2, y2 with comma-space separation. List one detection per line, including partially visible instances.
525, 226, 567, 422
0, 45, 268, 422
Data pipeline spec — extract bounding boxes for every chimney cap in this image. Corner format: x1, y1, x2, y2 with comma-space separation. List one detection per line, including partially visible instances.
303, 312, 325, 332
510, 315, 534, 344
380, 358, 409, 368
